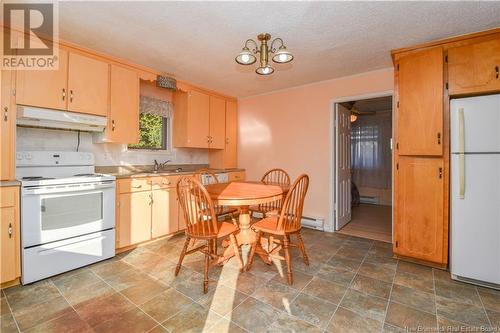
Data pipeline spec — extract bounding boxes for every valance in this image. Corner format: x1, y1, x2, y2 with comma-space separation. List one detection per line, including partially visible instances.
139, 95, 172, 118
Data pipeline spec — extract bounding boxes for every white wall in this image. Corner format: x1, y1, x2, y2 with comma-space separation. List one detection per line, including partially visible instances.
16, 126, 208, 166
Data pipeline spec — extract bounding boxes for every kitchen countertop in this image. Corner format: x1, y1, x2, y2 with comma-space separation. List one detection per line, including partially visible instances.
0, 180, 21, 187
95, 165, 245, 179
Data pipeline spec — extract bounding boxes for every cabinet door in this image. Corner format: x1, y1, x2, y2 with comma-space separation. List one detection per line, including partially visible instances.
224, 101, 238, 168
228, 171, 245, 182
68, 52, 109, 116
394, 157, 445, 264
15, 48, 68, 110
187, 90, 210, 148
107, 65, 139, 143
448, 39, 500, 95
151, 188, 178, 238
1, 70, 15, 180
1, 207, 18, 283
398, 47, 443, 156
209, 96, 226, 149
117, 191, 152, 248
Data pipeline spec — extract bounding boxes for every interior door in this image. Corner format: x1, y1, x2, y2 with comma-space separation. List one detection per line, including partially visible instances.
335, 103, 352, 230
394, 156, 445, 263
15, 48, 68, 110
67, 52, 109, 116
209, 96, 226, 149
107, 64, 139, 143
397, 47, 443, 156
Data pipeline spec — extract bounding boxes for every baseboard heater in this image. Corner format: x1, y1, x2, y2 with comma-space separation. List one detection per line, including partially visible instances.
301, 216, 324, 231
360, 196, 379, 205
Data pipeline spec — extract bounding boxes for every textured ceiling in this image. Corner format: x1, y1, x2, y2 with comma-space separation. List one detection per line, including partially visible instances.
58, 2, 500, 98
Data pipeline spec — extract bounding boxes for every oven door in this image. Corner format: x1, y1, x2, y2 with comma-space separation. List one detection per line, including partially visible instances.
21, 181, 115, 248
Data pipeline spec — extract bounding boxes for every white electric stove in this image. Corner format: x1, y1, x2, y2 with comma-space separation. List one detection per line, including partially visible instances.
16, 151, 116, 284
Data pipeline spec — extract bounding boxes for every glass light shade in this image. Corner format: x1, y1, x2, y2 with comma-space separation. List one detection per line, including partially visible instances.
235, 48, 256, 65
350, 114, 358, 123
272, 46, 293, 63
256, 65, 275, 75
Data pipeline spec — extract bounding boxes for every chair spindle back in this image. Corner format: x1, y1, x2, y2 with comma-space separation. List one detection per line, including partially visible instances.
259, 168, 291, 212
177, 176, 219, 238
195, 168, 219, 185
277, 174, 309, 232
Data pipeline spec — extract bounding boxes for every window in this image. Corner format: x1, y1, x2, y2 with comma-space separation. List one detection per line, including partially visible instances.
128, 95, 172, 150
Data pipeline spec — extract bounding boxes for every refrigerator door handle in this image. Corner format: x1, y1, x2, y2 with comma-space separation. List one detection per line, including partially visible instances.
458, 108, 465, 199
458, 108, 465, 153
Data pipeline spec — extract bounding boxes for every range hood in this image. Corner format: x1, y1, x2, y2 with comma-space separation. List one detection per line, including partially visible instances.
17, 106, 107, 132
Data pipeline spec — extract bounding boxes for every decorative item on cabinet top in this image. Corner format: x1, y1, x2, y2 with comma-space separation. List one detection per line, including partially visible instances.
156, 75, 177, 90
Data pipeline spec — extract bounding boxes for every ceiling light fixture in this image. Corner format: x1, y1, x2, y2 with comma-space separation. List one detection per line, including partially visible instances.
235, 33, 294, 75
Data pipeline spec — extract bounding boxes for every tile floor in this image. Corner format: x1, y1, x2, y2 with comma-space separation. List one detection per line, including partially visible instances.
1, 229, 499, 333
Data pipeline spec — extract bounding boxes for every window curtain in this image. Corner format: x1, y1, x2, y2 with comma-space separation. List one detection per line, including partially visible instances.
139, 95, 172, 117
351, 111, 392, 190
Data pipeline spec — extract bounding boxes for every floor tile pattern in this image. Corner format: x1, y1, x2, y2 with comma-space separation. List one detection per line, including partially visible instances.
1, 229, 499, 332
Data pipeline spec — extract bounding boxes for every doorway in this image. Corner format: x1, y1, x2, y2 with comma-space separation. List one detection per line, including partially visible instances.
333, 95, 393, 243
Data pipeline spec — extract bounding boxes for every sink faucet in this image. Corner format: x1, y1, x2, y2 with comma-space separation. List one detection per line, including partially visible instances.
153, 159, 171, 172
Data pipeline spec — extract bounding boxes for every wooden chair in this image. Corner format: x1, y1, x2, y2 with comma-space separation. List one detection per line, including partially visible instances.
247, 174, 309, 285
250, 168, 291, 217
194, 168, 239, 220
175, 176, 243, 293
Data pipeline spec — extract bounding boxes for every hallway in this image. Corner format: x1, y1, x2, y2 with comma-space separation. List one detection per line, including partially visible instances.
337, 204, 392, 243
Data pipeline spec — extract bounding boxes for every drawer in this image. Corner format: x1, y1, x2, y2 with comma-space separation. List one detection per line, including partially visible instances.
228, 171, 246, 182
117, 178, 151, 194
151, 175, 182, 190
0, 187, 19, 208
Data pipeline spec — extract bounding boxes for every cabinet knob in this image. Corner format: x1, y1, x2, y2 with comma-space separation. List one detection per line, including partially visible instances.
3, 107, 8, 122
111, 120, 115, 131
496, 66, 499, 79
437, 132, 441, 145
70, 90, 74, 102
62, 88, 66, 101
225, 138, 229, 144
132, 184, 142, 189
8, 223, 12, 238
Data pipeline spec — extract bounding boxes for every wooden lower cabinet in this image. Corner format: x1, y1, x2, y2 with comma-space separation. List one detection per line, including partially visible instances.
0, 186, 20, 284
117, 191, 153, 248
151, 188, 179, 238
116, 177, 185, 249
394, 157, 446, 264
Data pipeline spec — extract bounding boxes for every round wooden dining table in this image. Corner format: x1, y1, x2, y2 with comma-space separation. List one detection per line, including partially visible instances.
204, 181, 289, 264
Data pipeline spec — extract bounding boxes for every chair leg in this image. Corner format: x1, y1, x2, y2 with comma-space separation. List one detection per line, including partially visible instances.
204, 240, 211, 294
229, 233, 244, 270
175, 236, 191, 276
246, 230, 261, 271
297, 232, 310, 266
283, 235, 293, 285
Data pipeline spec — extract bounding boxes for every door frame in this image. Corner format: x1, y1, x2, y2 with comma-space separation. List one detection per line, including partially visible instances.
330, 90, 394, 233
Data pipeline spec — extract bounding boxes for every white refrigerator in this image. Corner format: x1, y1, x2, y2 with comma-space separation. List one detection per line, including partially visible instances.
450, 94, 500, 289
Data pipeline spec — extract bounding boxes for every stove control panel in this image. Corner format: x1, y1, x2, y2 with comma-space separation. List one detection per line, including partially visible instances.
16, 151, 95, 166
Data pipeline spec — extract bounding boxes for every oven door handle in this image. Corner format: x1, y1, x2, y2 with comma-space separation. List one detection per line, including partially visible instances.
23, 182, 115, 195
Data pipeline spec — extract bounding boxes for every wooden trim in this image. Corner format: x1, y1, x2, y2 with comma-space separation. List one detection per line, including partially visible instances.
392, 27, 500, 61
3, 25, 236, 101
1, 278, 20, 289
393, 254, 448, 270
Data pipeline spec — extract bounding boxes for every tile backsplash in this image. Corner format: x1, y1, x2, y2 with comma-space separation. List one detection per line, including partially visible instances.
16, 126, 208, 166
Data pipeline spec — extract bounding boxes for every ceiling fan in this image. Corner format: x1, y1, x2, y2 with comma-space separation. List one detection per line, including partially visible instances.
343, 101, 376, 122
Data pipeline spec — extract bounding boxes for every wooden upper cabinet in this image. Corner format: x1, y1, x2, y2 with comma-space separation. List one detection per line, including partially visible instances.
173, 90, 210, 148
1, 70, 15, 181
16, 48, 69, 110
67, 52, 109, 116
394, 157, 445, 264
397, 47, 444, 156
209, 96, 226, 149
448, 38, 500, 95
106, 65, 139, 143
208, 100, 238, 168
